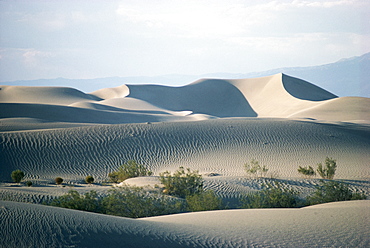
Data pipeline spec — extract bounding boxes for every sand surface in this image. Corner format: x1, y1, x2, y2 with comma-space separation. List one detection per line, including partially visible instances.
0, 200, 368, 248
1, 119, 369, 184
1, 73, 369, 247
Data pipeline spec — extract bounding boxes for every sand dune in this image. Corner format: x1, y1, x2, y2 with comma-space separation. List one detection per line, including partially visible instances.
1, 73, 369, 247
89, 84, 129, 100
229, 74, 337, 118
0, 85, 100, 105
2, 73, 368, 129
289, 96, 370, 121
1, 200, 369, 248
1, 119, 369, 183
127, 78, 258, 118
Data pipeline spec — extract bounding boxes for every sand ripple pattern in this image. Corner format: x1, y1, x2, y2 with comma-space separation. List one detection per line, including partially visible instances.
1, 200, 369, 248
1, 119, 369, 183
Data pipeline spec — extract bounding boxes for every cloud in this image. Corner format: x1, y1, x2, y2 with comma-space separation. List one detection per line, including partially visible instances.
22, 49, 53, 65
290, 0, 361, 8
116, 1, 242, 37
1, 0, 369, 81
115, 0, 369, 39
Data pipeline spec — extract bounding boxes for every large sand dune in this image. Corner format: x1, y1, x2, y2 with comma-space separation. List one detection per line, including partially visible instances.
1, 73, 369, 129
1, 200, 369, 248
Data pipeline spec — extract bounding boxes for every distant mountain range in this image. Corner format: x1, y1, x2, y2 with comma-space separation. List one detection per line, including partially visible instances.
2, 52, 369, 97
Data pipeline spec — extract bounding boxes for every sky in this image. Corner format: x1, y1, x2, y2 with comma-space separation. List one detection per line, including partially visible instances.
0, 0, 369, 82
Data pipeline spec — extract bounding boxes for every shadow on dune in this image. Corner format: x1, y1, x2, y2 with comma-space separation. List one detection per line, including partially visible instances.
127, 79, 257, 118
0, 103, 168, 124
282, 74, 337, 101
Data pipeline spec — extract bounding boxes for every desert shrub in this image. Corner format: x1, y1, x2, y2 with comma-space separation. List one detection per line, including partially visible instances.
11, 170, 25, 183
159, 167, 203, 198
101, 186, 185, 218
47, 190, 102, 213
108, 160, 152, 183
26, 181, 33, 187
307, 180, 367, 205
55, 177, 63, 185
317, 157, 337, 179
108, 171, 120, 183
241, 181, 303, 208
85, 175, 94, 184
45, 186, 185, 218
186, 190, 222, 212
244, 159, 268, 178
298, 166, 316, 178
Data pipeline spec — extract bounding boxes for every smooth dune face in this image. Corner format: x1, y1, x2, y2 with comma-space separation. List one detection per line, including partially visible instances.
0, 85, 100, 105
89, 84, 129, 100
127, 79, 258, 118
229, 74, 338, 118
289, 96, 370, 121
281, 74, 337, 101
1, 200, 369, 248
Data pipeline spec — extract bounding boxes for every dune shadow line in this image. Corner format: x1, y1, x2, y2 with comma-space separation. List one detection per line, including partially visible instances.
127, 79, 257, 118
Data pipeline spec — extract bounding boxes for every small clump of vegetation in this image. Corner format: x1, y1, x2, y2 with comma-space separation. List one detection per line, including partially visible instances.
244, 159, 268, 178
108, 160, 153, 183
241, 181, 303, 208
101, 186, 185, 218
186, 190, 222, 212
26, 181, 33, 187
11, 170, 25, 183
316, 157, 337, 180
85, 175, 94, 184
307, 180, 366, 205
159, 167, 203, 198
55, 177, 63, 185
47, 190, 102, 213
297, 166, 316, 178
45, 186, 186, 218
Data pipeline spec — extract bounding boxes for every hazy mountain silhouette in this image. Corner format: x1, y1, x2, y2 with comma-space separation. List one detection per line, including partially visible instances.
2, 53, 369, 97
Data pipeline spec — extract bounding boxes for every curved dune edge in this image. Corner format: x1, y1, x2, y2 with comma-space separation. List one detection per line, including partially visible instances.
1, 200, 369, 248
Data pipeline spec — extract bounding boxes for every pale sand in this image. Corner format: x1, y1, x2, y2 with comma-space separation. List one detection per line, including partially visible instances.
1, 73, 369, 247
1, 119, 369, 183
1, 73, 369, 130
0, 200, 368, 247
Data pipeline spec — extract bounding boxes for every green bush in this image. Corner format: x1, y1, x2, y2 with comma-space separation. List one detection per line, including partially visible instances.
85, 175, 94, 184
159, 167, 203, 198
101, 186, 185, 218
307, 180, 367, 205
241, 181, 303, 208
298, 166, 316, 178
107, 171, 120, 183
186, 190, 222, 212
11, 170, 25, 183
108, 160, 153, 183
317, 157, 337, 180
47, 190, 102, 213
55, 177, 63, 185
244, 159, 268, 178
26, 181, 33, 187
